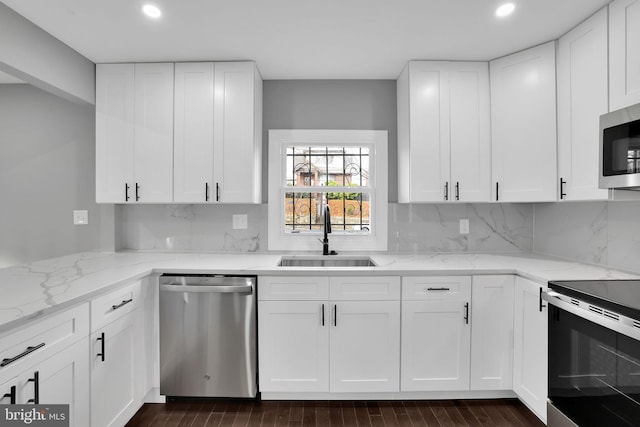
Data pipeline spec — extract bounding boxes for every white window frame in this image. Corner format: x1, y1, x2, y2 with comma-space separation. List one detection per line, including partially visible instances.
268, 129, 388, 252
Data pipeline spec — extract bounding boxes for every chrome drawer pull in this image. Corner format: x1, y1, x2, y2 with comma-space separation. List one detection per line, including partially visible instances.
1, 343, 45, 367
426, 287, 451, 291
112, 298, 133, 311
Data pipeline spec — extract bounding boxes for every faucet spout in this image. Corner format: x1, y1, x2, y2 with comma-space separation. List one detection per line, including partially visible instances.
322, 205, 336, 256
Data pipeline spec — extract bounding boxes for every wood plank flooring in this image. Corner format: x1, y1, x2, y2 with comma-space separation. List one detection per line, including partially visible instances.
125, 399, 546, 427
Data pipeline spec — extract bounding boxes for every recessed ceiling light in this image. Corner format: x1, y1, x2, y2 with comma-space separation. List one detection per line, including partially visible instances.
142, 3, 162, 19
495, 2, 516, 18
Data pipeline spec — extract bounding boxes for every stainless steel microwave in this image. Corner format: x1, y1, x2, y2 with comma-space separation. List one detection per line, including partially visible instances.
600, 102, 640, 189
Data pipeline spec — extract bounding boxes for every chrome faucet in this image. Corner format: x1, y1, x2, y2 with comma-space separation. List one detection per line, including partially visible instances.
321, 205, 337, 256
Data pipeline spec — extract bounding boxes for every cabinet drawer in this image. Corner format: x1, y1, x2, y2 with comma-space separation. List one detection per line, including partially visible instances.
90, 280, 142, 332
402, 276, 471, 301
330, 277, 400, 301
258, 276, 329, 301
0, 303, 89, 377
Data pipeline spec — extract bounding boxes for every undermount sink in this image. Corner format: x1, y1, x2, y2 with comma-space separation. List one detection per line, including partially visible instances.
277, 256, 376, 267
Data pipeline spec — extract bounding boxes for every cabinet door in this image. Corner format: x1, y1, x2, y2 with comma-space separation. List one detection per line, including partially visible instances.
401, 300, 471, 391
558, 8, 609, 201
0, 338, 90, 427
329, 301, 400, 392
449, 62, 491, 202
403, 61, 451, 202
213, 62, 261, 203
33, 338, 90, 427
470, 275, 514, 390
133, 63, 174, 203
91, 309, 144, 427
174, 62, 215, 203
610, 0, 640, 110
513, 277, 547, 423
491, 42, 557, 202
258, 301, 329, 392
96, 64, 135, 203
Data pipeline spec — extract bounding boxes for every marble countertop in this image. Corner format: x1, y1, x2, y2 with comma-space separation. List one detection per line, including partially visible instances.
1, 250, 638, 334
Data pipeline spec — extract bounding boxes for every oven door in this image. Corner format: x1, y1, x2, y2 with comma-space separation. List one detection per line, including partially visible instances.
547, 297, 640, 427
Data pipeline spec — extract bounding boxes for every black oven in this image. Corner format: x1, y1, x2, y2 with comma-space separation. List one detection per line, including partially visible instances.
546, 280, 640, 427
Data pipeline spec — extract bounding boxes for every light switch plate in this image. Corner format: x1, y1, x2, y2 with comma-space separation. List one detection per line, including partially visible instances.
73, 210, 88, 225
233, 214, 248, 230
459, 219, 469, 234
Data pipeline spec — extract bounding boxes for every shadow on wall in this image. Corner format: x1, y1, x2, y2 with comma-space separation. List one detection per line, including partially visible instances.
0, 84, 104, 269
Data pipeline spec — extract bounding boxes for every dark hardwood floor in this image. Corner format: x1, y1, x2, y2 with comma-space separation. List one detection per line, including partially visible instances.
125, 399, 546, 427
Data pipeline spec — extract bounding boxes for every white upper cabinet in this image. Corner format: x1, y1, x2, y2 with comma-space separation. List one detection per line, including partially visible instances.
96, 64, 135, 203
133, 63, 175, 203
397, 61, 491, 203
174, 61, 262, 203
610, 0, 640, 110
558, 8, 609, 201
490, 42, 558, 202
213, 62, 263, 203
173, 63, 215, 203
98, 61, 262, 204
96, 63, 174, 203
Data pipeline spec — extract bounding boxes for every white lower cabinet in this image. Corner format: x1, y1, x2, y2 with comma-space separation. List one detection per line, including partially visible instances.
330, 301, 400, 392
470, 275, 514, 390
258, 300, 329, 392
91, 309, 144, 427
513, 276, 548, 423
90, 281, 145, 427
401, 275, 515, 393
258, 276, 400, 394
0, 337, 90, 427
401, 276, 471, 391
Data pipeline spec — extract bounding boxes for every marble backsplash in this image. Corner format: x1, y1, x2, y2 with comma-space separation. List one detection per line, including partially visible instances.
533, 201, 640, 274
119, 203, 534, 254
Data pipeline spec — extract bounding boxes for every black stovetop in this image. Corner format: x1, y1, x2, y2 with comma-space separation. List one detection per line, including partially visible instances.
548, 279, 640, 321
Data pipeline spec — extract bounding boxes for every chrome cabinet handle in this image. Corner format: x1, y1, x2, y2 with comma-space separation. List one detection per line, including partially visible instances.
125, 183, 130, 202
321, 304, 325, 326
135, 183, 140, 201
427, 287, 450, 292
464, 302, 469, 324
216, 182, 220, 202
111, 298, 133, 311
444, 182, 449, 201
496, 182, 499, 201
1, 343, 45, 367
455, 182, 460, 201
205, 182, 210, 202
560, 178, 567, 200
27, 371, 39, 404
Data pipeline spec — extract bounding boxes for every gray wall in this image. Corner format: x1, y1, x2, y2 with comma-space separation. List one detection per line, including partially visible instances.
0, 84, 104, 268
262, 80, 398, 202
534, 201, 640, 274
0, 3, 95, 105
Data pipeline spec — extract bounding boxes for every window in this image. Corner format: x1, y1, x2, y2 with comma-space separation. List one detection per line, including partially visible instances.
268, 130, 388, 251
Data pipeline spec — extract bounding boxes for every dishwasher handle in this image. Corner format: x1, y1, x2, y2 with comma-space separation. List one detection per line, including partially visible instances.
160, 284, 253, 294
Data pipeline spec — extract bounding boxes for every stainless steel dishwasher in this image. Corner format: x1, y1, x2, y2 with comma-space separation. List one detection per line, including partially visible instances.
159, 274, 257, 398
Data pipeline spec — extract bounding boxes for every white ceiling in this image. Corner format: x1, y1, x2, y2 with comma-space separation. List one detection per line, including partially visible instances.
1, 0, 611, 79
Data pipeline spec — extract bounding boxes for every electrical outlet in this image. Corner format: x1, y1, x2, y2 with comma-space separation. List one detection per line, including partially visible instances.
73, 210, 88, 225
459, 219, 469, 234
233, 214, 248, 230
